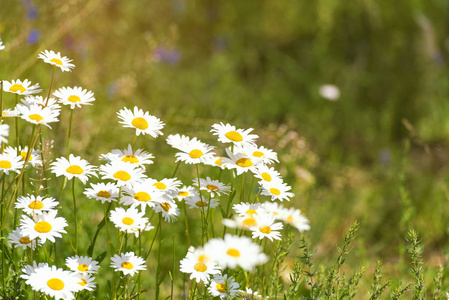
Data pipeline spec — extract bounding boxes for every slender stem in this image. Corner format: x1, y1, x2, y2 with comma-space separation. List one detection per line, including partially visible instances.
183, 201, 191, 247
66, 109, 74, 157
130, 133, 137, 147
155, 213, 162, 300
172, 161, 181, 178
138, 230, 142, 300
195, 164, 206, 245
88, 201, 113, 257
72, 179, 78, 253
171, 234, 175, 300
0, 81, 3, 119
44, 66, 57, 107
38, 133, 49, 194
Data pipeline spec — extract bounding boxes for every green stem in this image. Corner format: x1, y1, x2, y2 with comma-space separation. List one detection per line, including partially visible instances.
44, 66, 57, 107
72, 179, 78, 254
155, 213, 162, 300
171, 234, 175, 300
66, 109, 74, 157
87, 201, 113, 256
183, 201, 191, 247
130, 133, 137, 147
195, 164, 206, 245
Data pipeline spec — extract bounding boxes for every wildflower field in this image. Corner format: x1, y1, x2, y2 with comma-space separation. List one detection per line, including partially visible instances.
1, 1, 449, 299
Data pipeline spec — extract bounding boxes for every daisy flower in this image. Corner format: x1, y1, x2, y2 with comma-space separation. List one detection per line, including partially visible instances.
204, 234, 267, 270
25, 264, 82, 299
242, 144, 279, 165
250, 214, 283, 241
109, 207, 149, 236
222, 148, 260, 175
5, 146, 42, 167
166, 134, 197, 150
146, 177, 181, 192
211, 122, 258, 146
0, 152, 24, 174
208, 274, 240, 299
100, 144, 154, 167
174, 138, 215, 165
83, 182, 120, 203
232, 202, 262, 218
185, 195, 219, 209
222, 215, 258, 230
75, 273, 97, 291
66, 256, 100, 275
261, 181, 294, 202
193, 177, 230, 196
280, 207, 310, 232
53, 86, 95, 109
121, 182, 167, 210
21, 262, 49, 281
99, 161, 146, 187
117, 106, 164, 137
111, 252, 147, 276
153, 199, 180, 222
16, 195, 58, 216
2, 108, 18, 118
261, 201, 284, 219
21, 95, 61, 110
3, 79, 42, 95
0, 124, 8, 144
173, 185, 197, 201
20, 210, 68, 243
15, 104, 60, 128
203, 155, 228, 169
0, 38, 5, 50
253, 165, 282, 185
180, 248, 221, 283
8, 228, 40, 250
38, 50, 75, 72
50, 154, 97, 184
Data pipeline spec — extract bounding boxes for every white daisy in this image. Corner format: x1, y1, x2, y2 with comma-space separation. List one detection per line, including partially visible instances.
25, 265, 82, 299
222, 215, 258, 230
50, 154, 97, 184
109, 206, 149, 236
21, 95, 61, 110
8, 227, 40, 250
3, 79, 42, 95
166, 134, 198, 150
203, 155, 228, 169
208, 274, 240, 299
121, 182, 167, 210
146, 177, 181, 192
261, 181, 294, 202
179, 248, 221, 283
16, 195, 58, 216
5, 146, 42, 167
100, 144, 154, 167
175, 141, 215, 165
21, 262, 49, 281
279, 207, 310, 232
15, 104, 60, 128
204, 234, 268, 271
261, 202, 284, 219
185, 195, 219, 209
253, 165, 282, 185
66, 255, 100, 275
38, 50, 75, 72
193, 177, 231, 196
153, 199, 180, 222
0, 152, 24, 174
245, 145, 278, 165
232, 202, 262, 218
173, 185, 197, 201
0, 124, 8, 144
2, 108, 18, 118
111, 252, 147, 276
53, 86, 95, 109
75, 273, 97, 291
222, 148, 260, 175
20, 210, 68, 243
99, 161, 146, 187
83, 182, 120, 203
117, 106, 164, 137
211, 122, 258, 146
250, 214, 283, 242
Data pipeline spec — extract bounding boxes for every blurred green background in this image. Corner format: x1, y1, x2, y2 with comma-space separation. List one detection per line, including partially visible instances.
2, 0, 449, 297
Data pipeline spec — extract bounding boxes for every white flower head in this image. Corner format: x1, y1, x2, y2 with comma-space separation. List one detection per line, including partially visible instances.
174, 138, 215, 165
0, 152, 24, 174
208, 274, 240, 299
179, 248, 221, 283
99, 161, 146, 187
84, 182, 120, 203
0, 124, 8, 144
53, 86, 95, 109
21, 95, 61, 110
20, 210, 68, 244
117, 106, 164, 137
173, 185, 198, 201
75, 273, 97, 291
222, 148, 261, 175
66, 255, 100, 275
100, 144, 154, 167
16, 195, 58, 216
121, 182, 167, 210
50, 154, 97, 184
250, 213, 283, 242
185, 194, 220, 210
166, 134, 197, 150
111, 252, 147, 276
193, 177, 231, 196
280, 207, 310, 232
153, 199, 180, 222
15, 104, 60, 128
3, 79, 42, 95
38, 50, 75, 72
261, 181, 294, 202
5, 146, 42, 167
146, 177, 181, 193
253, 165, 282, 185
109, 206, 149, 236
0, 38, 5, 51
211, 122, 258, 146
8, 227, 41, 250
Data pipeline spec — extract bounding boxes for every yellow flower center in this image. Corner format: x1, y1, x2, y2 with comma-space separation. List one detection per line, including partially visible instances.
245, 209, 257, 216
66, 165, 83, 175
131, 117, 148, 130
196, 201, 208, 207
161, 202, 171, 212
153, 182, 167, 190
78, 279, 87, 286
226, 248, 240, 257
9, 84, 26, 93
134, 191, 151, 202
216, 283, 227, 293
286, 215, 293, 223
215, 157, 223, 166
122, 155, 139, 163
97, 190, 111, 198
121, 261, 134, 270
113, 171, 131, 181
261, 172, 272, 182
253, 151, 264, 158
198, 254, 208, 262
189, 149, 203, 159
193, 262, 207, 272
0, 160, 11, 169
206, 184, 218, 191
77, 264, 89, 272
34, 221, 52, 233
225, 131, 243, 142
20, 151, 32, 161
122, 217, 134, 225
270, 188, 281, 195
28, 201, 44, 210
236, 158, 253, 168
28, 114, 43, 122
259, 226, 272, 234
47, 278, 64, 291
19, 236, 31, 244
243, 218, 257, 227
68, 95, 81, 103
50, 58, 63, 65
178, 191, 189, 197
